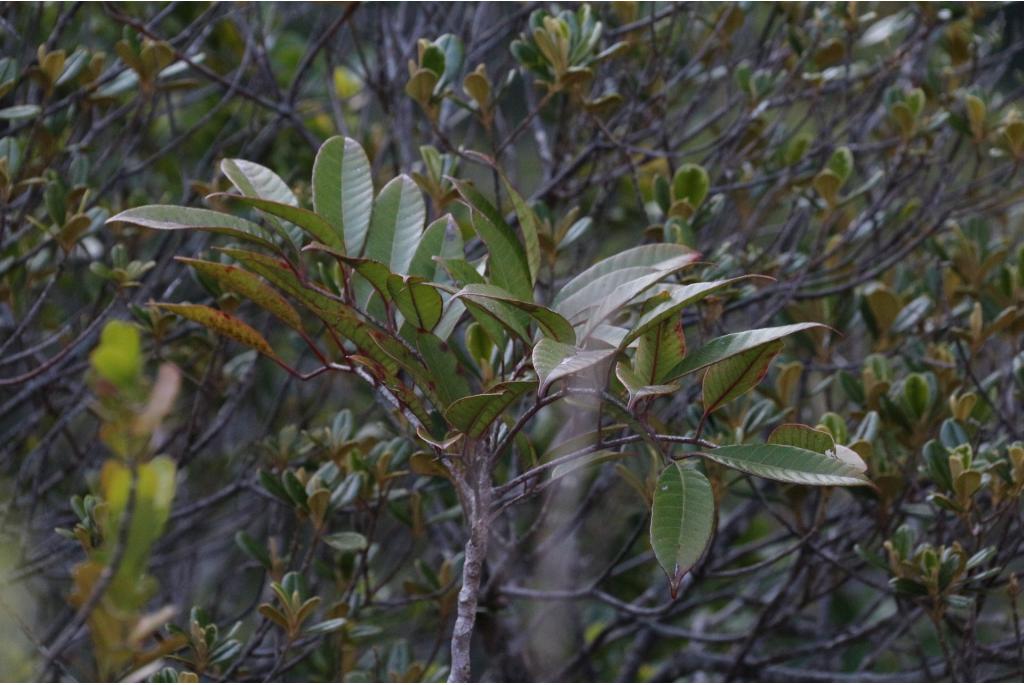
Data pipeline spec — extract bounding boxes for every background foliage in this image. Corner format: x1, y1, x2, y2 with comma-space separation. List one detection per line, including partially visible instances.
2, 2, 1024, 682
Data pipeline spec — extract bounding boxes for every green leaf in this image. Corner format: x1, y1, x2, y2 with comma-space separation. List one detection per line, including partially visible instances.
349, 355, 435, 431
444, 381, 536, 437
387, 275, 443, 331
217, 248, 398, 374
701, 340, 783, 416
415, 332, 470, 406
698, 444, 871, 486
364, 175, 425, 275
221, 158, 297, 206
90, 320, 142, 388
306, 618, 349, 635
0, 105, 41, 120
106, 205, 279, 252
501, 177, 541, 285
328, 252, 393, 301
903, 373, 931, 420
101, 456, 177, 581
579, 253, 701, 338
664, 323, 825, 380
176, 257, 303, 332
827, 146, 854, 183
554, 243, 698, 313
208, 194, 342, 251
672, 163, 710, 208
634, 313, 685, 385
313, 136, 373, 254
156, 303, 276, 358
532, 338, 617, 395
616, 362, 678, 412
454, 180, 533, 300
408, 215, 464, 281
650, 463, 715, 597
621, 278, 762, 349
455, 283, 575, 344
324, 532, 368, 553
767, 424, 834, 453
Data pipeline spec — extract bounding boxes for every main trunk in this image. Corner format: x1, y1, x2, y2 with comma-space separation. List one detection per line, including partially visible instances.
448, 475, 491, 683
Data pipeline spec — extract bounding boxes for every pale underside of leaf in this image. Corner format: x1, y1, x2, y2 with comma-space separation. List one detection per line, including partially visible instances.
209, 193, 342, 251
664, 322, 826, 380
106, 205, 279, 252
533, 338, 617, 395
554, 243, 699, 311
364, 174, 426, 275
312, 136, 373, 254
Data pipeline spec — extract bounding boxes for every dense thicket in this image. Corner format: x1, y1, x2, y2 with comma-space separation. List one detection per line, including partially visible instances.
2, 3, 1024, 682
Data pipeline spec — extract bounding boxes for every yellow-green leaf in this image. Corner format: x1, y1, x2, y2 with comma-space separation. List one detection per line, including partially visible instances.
176, 257, 303, 332
156, 303, 275, 357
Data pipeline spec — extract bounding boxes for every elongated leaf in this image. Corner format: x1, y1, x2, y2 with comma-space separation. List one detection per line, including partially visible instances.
455, 283, 575, 344
698, 444, 871, 486
634, 313, 685, 385
651, 463, 715, 597
217, 247, 399, 375
556, 266, 660, 321
222, 158, 298, 206
313, 136, 374, 254
408, 214, 464, 281
621, 277, 764, 349
101, 456, 177, 581
460, 294, 529, 342
768, 423, 834, 453
156, 303, 275, 357
107, 205, 279, 252
415, 332, 471, 406
326, 252, 392, 300
554, 243, 698, 311
773, 419, 868, 475
176, 257, 302, 332
454, 180, 532, 300
580, 254, 701, 339
501, 177, 541, 285
209, 194, 342, 250
532, 338, 617, 395
349, 355, 435, 430
324, 532, 367, 552
220, 159, 301, 246
444, 381, 536, 437
701, 340, 783, 416
387, 275, 443, 331
664, 323, 825, 380
364, 175, 425, 274
616, 362, 679, 412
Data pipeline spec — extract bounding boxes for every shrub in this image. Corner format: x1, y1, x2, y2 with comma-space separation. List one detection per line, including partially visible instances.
1, 3, 1023, 682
